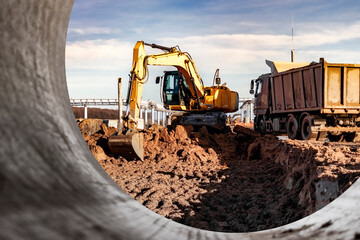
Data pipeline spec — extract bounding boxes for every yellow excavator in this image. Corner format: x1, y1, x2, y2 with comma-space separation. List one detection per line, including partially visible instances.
108, 41, 239, 160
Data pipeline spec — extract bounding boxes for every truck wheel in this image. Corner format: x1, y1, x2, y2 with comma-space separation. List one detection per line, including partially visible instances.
328, 132, 343, 142
343, 132, 357, 142
301, 115, 317, 140
286, 115, 298, 139
258, 118, 266, 134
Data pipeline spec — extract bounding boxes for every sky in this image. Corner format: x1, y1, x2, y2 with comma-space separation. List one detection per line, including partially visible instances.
66, 0, 360, 104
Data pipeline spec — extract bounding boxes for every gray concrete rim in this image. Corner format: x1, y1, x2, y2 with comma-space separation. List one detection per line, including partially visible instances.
0, 1, 359, 239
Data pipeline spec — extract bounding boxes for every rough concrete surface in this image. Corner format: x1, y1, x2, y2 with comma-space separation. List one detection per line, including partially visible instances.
0, 1, 360, 239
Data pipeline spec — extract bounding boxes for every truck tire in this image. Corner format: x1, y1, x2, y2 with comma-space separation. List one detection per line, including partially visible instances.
343, 132, 357, 142
328, 132, 343, 142
253, 116, 258, 131
259, 118, 266, 134
256, 116, 266, 134
301, 115, 317, 140
286, 115, 298, 139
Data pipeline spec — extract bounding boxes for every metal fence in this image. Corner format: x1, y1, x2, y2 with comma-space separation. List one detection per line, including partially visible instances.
70, 97, 255, 126
70, 99, 172, 127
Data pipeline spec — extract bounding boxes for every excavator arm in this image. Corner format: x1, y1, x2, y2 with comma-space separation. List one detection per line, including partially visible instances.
126, 41, 206, 129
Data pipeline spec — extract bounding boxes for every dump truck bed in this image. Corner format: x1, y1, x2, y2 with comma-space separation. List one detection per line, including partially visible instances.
270, 59, 360, 115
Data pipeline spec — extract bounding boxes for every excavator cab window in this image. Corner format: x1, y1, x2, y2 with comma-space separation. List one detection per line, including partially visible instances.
162, 71, 192, 107
163, 71, 181, 105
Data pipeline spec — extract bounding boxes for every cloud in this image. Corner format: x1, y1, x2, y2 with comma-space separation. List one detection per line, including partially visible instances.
68, 27, 121, 35
66, 39, 133, 70
66, 21, 360, 73
295, 21, 360, 47
162, 20, 360, 50
156, 21, 360, 73
66, 21, 360, 99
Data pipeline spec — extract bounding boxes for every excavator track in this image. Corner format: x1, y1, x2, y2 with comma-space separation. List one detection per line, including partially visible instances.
171, 112, 228, 131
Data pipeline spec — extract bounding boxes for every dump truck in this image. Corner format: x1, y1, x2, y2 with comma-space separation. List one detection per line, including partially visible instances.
250, 58, 360, 141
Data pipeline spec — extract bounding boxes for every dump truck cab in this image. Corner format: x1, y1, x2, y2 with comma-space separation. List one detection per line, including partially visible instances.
253, 74, 270, 116
251, 74, 270, 132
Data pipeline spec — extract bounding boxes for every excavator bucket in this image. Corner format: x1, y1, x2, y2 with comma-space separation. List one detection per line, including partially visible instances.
108, 132, 144, 161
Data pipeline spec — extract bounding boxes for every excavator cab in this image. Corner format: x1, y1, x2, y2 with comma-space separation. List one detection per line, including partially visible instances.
159, 71, 191, 109
163, 71, 180, 105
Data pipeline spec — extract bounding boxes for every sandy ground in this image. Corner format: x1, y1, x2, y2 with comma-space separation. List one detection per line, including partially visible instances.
80, 121, 360, 232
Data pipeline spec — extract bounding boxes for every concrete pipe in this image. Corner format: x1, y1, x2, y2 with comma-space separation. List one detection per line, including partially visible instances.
0, 1, 359, 239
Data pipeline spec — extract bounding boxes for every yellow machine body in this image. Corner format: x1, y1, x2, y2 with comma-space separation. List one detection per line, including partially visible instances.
109, 41, 239, 160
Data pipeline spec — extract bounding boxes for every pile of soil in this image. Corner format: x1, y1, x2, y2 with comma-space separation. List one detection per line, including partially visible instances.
78, 118, 104, 135
79, 120, 360, 232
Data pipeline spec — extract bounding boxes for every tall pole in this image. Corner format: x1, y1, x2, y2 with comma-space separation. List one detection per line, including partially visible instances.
249, 102, 252, 123
162, 111, 166, 126
291, 14, 295, 62
151, 107, 154, 125
144, 108, 148, 127
118, 78, 123, 132
84, 103, 88, 119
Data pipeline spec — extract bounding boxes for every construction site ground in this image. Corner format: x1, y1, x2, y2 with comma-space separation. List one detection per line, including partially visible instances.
79, 119, 360, 232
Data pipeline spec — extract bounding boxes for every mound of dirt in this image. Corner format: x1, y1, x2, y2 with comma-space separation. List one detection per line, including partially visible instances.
79, 120, 360, 232
78, 119, 105, 135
